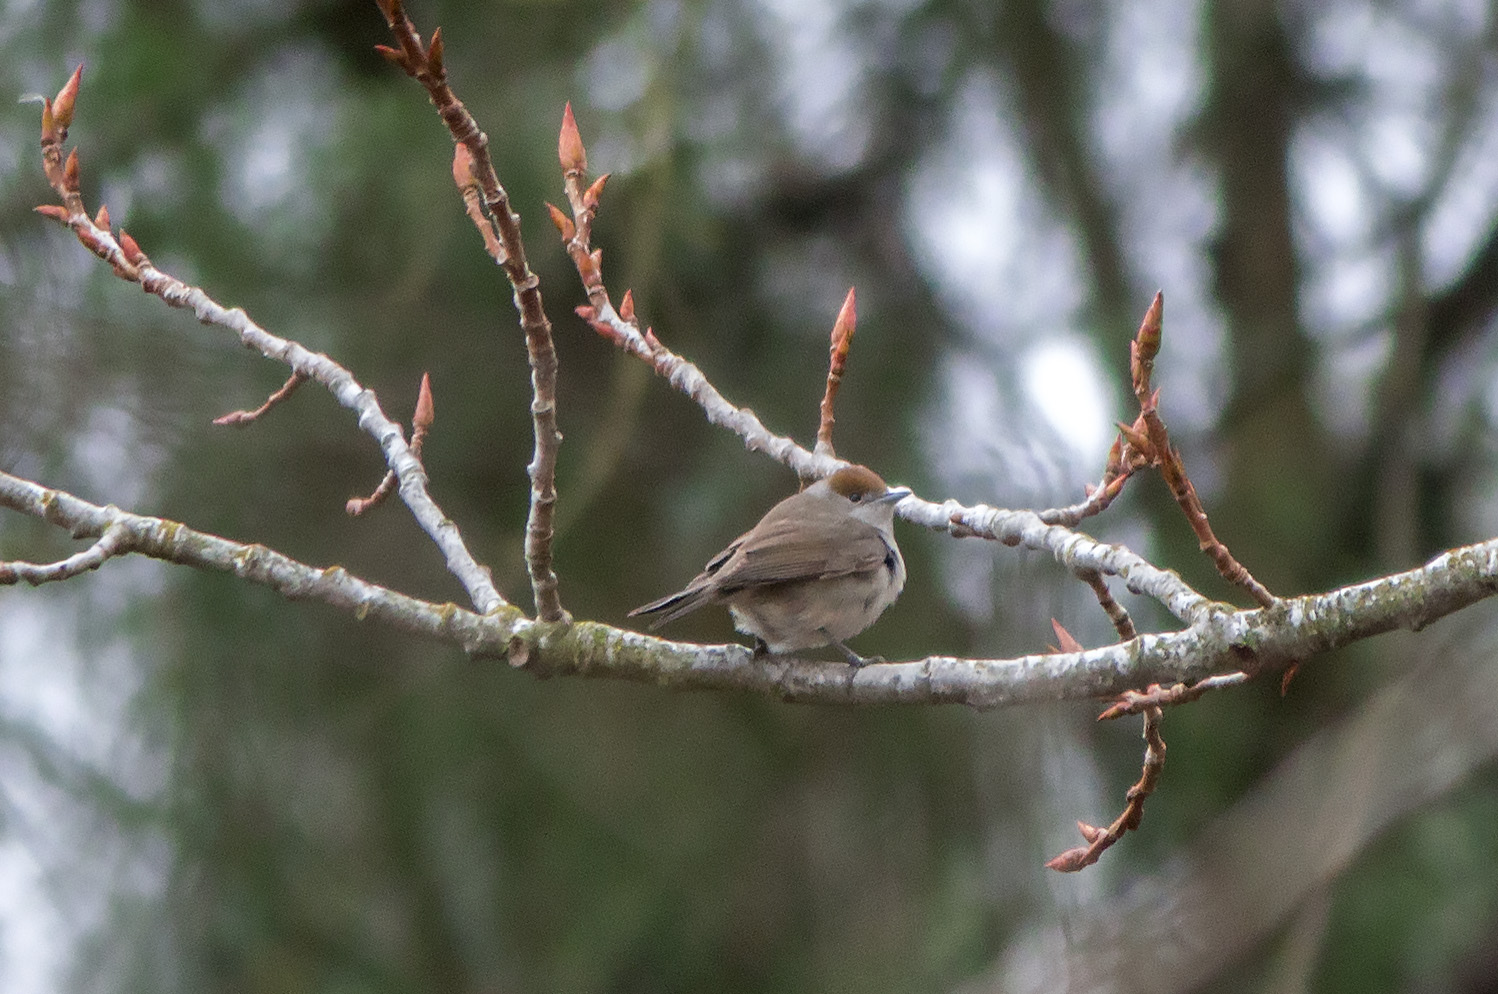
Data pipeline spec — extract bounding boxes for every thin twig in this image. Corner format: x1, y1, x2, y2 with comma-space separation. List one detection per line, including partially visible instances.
1129, 294, 1276, 606
1095, 673, 1249, 721
0, 521, 129, 585
1079, 568, 1137, 641
213, 371, 308, 426
348, 374, 436, 516
378, 0, 567, 622
1045, 704, 1167, 872
30, 91, 505, 615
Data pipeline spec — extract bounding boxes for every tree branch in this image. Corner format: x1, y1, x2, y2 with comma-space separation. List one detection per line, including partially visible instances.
379, 0, 567, 623
7, 469, 1497, 711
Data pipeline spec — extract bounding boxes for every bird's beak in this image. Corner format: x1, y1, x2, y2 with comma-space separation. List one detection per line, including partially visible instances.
876, 486, 912, 505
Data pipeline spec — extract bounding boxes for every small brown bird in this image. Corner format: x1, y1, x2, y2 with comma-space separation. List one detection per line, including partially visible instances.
630, 465, 909, 666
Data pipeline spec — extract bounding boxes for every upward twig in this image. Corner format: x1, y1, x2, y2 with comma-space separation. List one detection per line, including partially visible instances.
815, 289, 858, 459
378, 0, 567, 622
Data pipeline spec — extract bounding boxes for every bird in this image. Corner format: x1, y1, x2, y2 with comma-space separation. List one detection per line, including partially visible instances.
629, 464, 910, 667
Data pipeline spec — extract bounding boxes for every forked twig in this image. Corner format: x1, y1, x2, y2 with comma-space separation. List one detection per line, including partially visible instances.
30, 75, 505, 615
377, 0, 567, 622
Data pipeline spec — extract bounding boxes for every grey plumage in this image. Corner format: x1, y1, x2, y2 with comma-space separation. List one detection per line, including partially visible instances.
630, 465, 908, 663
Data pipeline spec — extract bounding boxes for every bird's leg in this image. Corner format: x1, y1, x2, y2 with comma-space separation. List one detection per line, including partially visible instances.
828, 637, 884, 669
751, 637, 772, 659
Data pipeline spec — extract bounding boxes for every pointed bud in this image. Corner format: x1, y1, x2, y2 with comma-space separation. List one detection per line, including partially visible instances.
119, 230, 143, 264
414, 372, 435, 429
583, 172, 609, 209
1050, 618, 1083, 653
1103, 434, 1124, 475
619, 289, 635, 322
1117, 419, 1151, 454
830, 286, 856, 355
374, 44, 408, 69
558, 102, 587, 173
34, 204, 70, 223
94, 204, 110, 230
52, 66, 82, 130
574, 305, 598, 322
63, 147, 79, 189
1135, 291, 1162, 360
644, 327, 661, 350
374, 0, 396, 20
1077, 822, 1106, 843
546, 202, 575, 240
40, 98, 54, 138
427, 27, 444, 75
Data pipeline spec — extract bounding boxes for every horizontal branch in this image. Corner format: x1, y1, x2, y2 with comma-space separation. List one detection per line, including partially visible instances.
7, 470, 1495, 709
0, 471, 518, 652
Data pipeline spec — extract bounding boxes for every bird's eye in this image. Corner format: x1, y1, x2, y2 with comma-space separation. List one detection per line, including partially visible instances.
849, 492, 863, 503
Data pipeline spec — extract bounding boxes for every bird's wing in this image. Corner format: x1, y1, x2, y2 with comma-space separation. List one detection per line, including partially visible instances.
711, 515, 891, 592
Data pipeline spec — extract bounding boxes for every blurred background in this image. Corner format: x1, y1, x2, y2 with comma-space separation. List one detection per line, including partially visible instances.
2, 0, 1498, 991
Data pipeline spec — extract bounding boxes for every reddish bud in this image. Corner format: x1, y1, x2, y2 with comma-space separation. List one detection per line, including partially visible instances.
1044, 847, 1091, 873
52, 66, 82, 130
414, 372, 435, 429
374, 44, 408, 69
1117, 419, 1151, 454
574, 305, 598, 322
94, 204, 110, 230
546, 202, 575, 240
1138, 288, 1162, 359
1050, 618, 1083, 654
1077, 821, 1106, 843
63, 147, 79, 189
426, 27, 444, 75
619, 289, 635, 322
644, 327, 661, 350
452, 143, 476, 188
40, 98, 54, 138
583, 172, 609, 209
374, 0, 396, 20
1103, 434, 1124, 475
558, 102, 587, 173
830, 287, 857, 349
119, 230, 143, 264
34, 204, 70, 223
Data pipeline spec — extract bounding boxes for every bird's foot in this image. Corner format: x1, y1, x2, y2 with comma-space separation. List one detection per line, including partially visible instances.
831, 639, 883, 669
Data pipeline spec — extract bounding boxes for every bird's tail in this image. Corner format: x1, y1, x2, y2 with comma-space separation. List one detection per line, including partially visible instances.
628, 585, 712, 628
